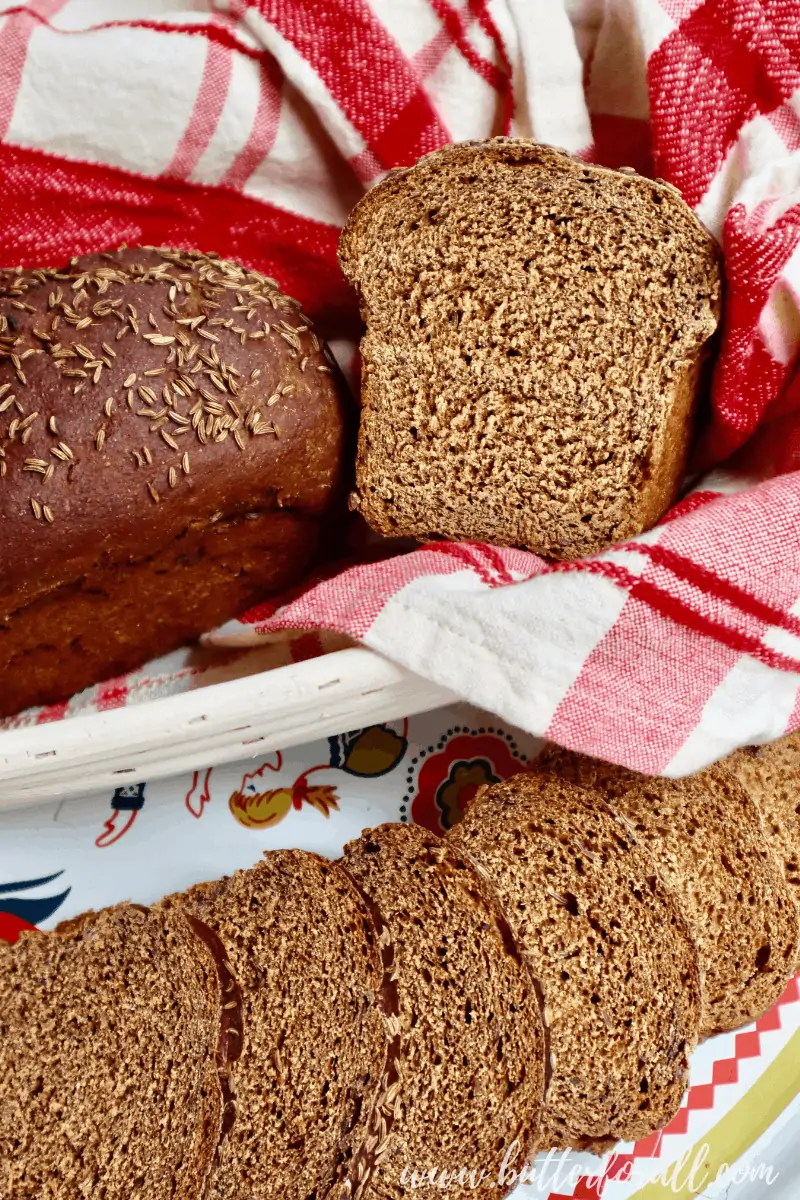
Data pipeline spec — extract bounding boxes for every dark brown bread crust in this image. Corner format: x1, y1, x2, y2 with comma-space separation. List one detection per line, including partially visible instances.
0, 247, 350, 716
1, 508, 315, 716
340, 138, 721, 559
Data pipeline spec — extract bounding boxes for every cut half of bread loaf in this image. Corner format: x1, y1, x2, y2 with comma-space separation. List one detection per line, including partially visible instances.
173, 851, 389, 1200
339, 138, 722, 559
536, 747, 800, 1034
728, 733, 800, 968
0, 903, 223, 1200
340, 821, 547, 1199
448, 773, 701, 1152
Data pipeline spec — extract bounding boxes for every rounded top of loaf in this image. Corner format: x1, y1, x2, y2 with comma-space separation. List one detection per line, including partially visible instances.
0, 247, 350, 608
339, 137, 719, 281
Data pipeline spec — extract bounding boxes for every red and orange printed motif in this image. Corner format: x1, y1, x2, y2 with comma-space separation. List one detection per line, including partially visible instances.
229, 753, 340, 830
227, 724, 409, 830
406, 725, 529, 834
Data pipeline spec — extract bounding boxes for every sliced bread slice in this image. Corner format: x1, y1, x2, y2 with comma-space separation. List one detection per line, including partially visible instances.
0, 903, 222, 1200
173, 851, 390, 1200
339, 138, 722, 559
340, 821, 547, 1199
728, 733, 800, 968
535, 741, 641, 798
448, 772, 700, 1152
537, 747, 800, 1033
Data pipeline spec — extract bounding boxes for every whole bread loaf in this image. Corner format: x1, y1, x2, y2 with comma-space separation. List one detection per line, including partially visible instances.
0, 248, 350, 718
339, 138, 721, 559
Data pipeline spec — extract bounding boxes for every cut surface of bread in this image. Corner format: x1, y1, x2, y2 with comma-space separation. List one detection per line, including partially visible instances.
448, 773, 700, 1152
174, 851, 389, 1200
341, 821, 546, 1199
536, 747, 800, 1034
0, 903, 222, 1200
340, 138, 722, 559
535, 741, 642, 798
728, 733, 800, 967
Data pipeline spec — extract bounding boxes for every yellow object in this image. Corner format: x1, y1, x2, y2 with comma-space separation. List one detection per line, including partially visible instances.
631, 1027, 800, 1197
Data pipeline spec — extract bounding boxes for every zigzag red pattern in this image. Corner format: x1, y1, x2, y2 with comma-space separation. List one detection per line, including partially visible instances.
549, 975, 800, 1200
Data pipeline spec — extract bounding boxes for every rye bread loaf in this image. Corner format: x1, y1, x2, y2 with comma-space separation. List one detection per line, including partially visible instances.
173, 851, 390, 1200
728, 733, 800, 969
0, 903, 223, 1200
339, 138, 722, 559
536, 746, 800, 1033
0, 247, 350, 719
448, 773, 701, 1152
341, 822, 547, 1199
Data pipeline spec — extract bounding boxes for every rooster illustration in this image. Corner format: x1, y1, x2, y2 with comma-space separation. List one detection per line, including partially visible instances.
191, 723, 408, 832
228, 753, 340, 829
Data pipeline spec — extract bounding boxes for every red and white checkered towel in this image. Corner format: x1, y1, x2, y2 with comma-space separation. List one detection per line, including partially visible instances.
3, 0, 800, 775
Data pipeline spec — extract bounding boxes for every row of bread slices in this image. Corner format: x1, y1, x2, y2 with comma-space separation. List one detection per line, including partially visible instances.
2, 732, 799, 1200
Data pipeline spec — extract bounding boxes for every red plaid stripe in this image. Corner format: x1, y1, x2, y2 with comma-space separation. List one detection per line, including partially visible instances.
164, 34, 234, 180
0, 0, 66, 137
0, 139, 354, 326
257, 0, 451, 166
650, 0, 800, 208
220, 50, 284, 189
